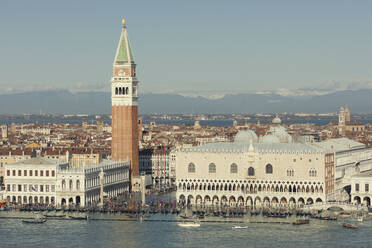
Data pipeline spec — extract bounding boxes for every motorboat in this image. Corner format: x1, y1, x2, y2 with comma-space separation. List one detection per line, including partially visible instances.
232, 225, 248, 229
342, 223, 359, 229
178, 221, 200, 227
292, 219, 310, 225
22, 218, 47, 224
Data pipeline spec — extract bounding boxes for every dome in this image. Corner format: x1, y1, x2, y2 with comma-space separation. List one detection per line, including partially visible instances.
234, 130, 258, 144
262, 134, 280, 144
268, 125, 293, 143
272, 117, 282, 124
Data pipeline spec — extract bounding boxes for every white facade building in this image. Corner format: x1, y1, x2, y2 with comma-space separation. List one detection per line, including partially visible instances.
56, 160, 130, 207
4, 158, 130, 207
4, 157, 60, 205
176, 117, 336, 207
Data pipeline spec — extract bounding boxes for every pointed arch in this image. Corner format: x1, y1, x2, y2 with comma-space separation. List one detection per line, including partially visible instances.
266, 164, 273, 174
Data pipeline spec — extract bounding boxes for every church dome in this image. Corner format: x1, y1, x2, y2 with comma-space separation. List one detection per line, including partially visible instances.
272, 117, 282, 124
262, 134, 280, 144
234, 130, 258, 144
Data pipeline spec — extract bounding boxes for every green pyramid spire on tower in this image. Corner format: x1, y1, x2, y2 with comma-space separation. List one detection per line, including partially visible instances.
114, 18, 135, 64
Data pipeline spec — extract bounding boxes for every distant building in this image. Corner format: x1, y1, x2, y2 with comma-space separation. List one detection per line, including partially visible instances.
139, 147, 175, 188
1, 125, 8, 139
337, 106, 365, 136
97, 120, 103, 133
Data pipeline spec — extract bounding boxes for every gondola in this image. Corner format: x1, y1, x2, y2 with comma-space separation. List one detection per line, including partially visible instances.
69, 215, 88, 220
22, 218, 47, 224
342, 223, 359, 229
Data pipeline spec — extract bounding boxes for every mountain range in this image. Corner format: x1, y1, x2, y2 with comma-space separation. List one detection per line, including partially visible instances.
0, 89, 371, 114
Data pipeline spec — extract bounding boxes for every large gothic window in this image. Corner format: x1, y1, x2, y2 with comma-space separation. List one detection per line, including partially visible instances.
209, 163, 216, 173
230, 163, 238, 173
309, 168, 317, 177
188, 163, 195, 173
248, 167, 255, 176
266, 164, 273, 174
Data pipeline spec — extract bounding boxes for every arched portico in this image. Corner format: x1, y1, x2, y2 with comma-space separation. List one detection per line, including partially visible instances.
363, 197, 371, 206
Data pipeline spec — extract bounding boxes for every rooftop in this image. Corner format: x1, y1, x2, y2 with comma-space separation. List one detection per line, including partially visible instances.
311, 138, 365, 152
181, 142, 323, 154
11, 157, 60, 166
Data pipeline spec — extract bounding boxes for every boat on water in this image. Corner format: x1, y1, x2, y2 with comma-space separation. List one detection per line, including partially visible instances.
22, 218, 47, 224
292, 219, 310, 225
179, 215, 194, 219
342, 223, 359, 229
232, 225, 248, 229
178, 222, 200, 227
319, 216, 337, 221
338, 212, 351, 218
69, 215, 88, 220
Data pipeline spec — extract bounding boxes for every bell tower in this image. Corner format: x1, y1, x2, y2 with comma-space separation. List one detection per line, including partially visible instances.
111, 18, 139, 181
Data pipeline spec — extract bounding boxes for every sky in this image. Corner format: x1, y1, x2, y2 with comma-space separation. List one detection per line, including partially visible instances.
1, 0, 372, 95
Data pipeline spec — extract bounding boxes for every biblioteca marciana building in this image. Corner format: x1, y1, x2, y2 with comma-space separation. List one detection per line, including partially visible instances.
3, 157, 130, 207
176, 117, 335, 207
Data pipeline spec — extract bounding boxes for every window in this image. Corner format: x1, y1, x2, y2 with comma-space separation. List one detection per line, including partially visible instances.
18, 170, 21, 176
62, 180, 66, 190
52, 170, 55, 177
188, 163, 195, 173
24, 185, 27, 192
266, 164, 273, 174
35, 170, 38, 176
24, 170, 27, 176
69, 180, 73, 190
18, 184, 22, 192
7, 170, 10, 176
7, 185, 10, 191
248, 167, 255, 176
40, 185, 44, 192
12, 170, 15, 176
29, 185, 33, 192
309, 168, 317, 177
34, 185, 38, 192
40, 170, 44, 177
356, 183, 360, 192
209, 163, 216, 173
366, 184, 369, 192
287, 168, 294, 177
46, 170, 49, 177
51, 185, 55, 192
230, 163, 238, 173
76, 180, 80, 190
12, 184, 16, 191
29, 170, 33, 176
46, 185, 49, 192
